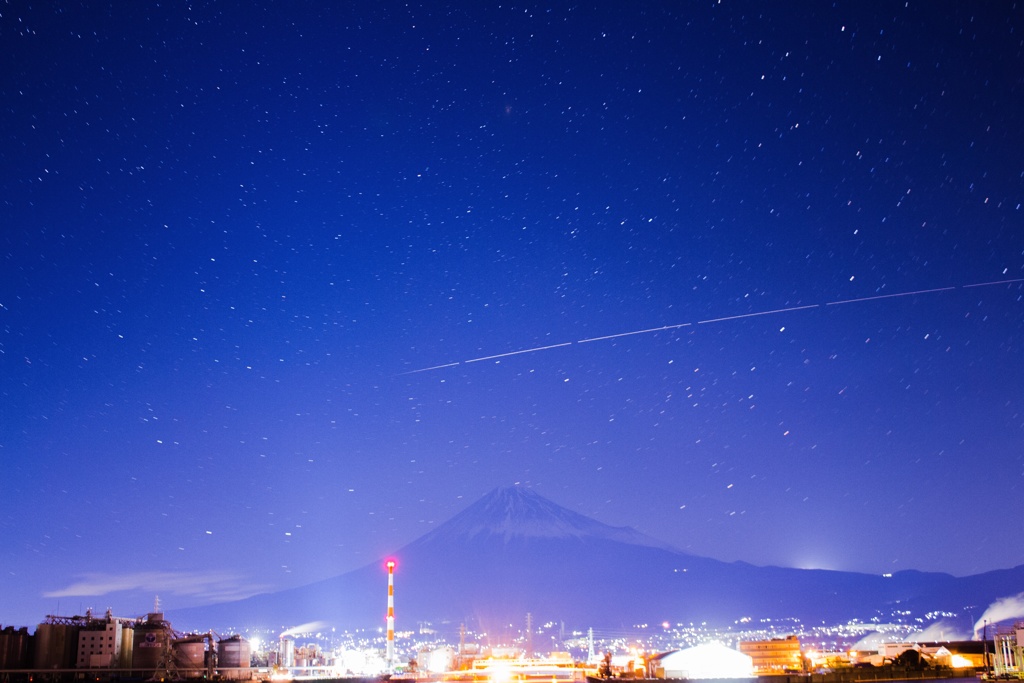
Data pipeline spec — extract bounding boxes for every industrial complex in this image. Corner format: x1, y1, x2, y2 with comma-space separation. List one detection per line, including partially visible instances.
1, 561, 1021, 682
0, 607, 252, 682
2, 610, 1021, 683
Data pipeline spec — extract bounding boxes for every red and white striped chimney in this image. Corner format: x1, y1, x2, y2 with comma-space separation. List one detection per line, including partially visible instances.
385, 560, 396, 670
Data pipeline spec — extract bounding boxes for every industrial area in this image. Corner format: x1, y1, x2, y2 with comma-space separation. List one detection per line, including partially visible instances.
1, 562, 1023, 683
2, 611, 1022, 683
0, 607, 253, 682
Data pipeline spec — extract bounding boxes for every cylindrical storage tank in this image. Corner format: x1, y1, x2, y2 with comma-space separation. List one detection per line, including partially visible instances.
132, 626, 167, 675
172, 638, 206, 677
0, 627, 11, 669
33, 623, 76, 670
217, 636, 251, 668
119, 626, 134, 669
280, 637, 294, 667
64, 625, 83, 667
12, 627, 31, 669
32, 624, 53, 670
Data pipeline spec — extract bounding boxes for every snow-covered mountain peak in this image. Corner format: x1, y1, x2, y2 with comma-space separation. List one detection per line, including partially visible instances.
416, 486, 679, 551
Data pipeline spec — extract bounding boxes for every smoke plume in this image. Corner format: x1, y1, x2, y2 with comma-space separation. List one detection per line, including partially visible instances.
973, 592, 1024, 637
280, 621, 329, 638
909, 620, 970, 642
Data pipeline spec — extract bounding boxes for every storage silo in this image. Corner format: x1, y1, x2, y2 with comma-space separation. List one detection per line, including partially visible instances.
172, 636, 206, 677
32, 623, 56, 669
33, 622, 79, 670
132, 618, 169, 676
119, 625, 134, 669
279, 636, 295, 668
0, 626, 25, 669
217, 636, 252, 680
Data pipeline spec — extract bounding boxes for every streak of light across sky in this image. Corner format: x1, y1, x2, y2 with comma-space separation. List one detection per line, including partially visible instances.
401, 279, 1024, 375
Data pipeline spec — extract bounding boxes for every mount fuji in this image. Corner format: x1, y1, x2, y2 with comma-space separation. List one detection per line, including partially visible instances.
166, 487, 1024, 634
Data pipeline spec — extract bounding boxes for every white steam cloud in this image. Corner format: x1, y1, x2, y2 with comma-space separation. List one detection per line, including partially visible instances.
851, 620, 970, 651
280, 621, 329, 638
908, 620, 970, 642
851, 630, 889, 651
974, 592, 1024, 637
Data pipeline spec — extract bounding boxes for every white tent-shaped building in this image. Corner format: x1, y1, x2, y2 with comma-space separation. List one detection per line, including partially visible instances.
650, 642, 754, 679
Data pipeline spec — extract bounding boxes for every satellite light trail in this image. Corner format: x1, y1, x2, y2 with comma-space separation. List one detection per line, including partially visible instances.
464, 342, 573, 364
963, 278, 1024, 289
696, 304, 821, 325
402, 361, 461, 375
824, 286, 956, 306
578, 322, 692, 344
399, 278, 1024, 375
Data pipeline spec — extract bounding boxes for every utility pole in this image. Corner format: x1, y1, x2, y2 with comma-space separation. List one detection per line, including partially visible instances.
983, 620, 990, 678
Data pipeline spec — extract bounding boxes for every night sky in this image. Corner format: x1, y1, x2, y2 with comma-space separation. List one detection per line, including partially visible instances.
2, 1, 1023, 628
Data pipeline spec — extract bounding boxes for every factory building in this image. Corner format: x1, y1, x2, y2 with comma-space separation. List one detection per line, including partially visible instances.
75, 611, 129, 669
919, 641, 992, 669
993, 622, 1024, 678
647, 643, 754, 679
133, 611, 217, 679
0, 626, 32, 670
6, 609, 250, 681
738, 635, 802, 673
0, 608, 258, 683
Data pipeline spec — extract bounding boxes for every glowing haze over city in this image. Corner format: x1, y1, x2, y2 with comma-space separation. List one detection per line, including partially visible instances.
1, 1, 1022, 629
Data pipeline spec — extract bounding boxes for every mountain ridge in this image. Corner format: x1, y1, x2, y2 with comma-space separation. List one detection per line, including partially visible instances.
165, 487, 1024, 634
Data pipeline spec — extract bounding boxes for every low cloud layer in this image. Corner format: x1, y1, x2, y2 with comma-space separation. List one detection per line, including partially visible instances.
44, 571, 268, 605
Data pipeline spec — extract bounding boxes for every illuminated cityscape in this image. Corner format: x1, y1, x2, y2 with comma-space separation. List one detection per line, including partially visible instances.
1, 604, 1020, 681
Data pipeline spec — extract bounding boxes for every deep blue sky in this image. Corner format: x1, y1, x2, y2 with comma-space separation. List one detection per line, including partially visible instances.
2, 1, 1022, 628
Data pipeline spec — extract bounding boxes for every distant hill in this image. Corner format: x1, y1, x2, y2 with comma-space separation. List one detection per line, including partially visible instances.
166, 486, 1024, 634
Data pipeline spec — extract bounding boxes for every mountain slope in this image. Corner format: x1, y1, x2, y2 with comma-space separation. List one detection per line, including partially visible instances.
166, 487, 1023, 634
